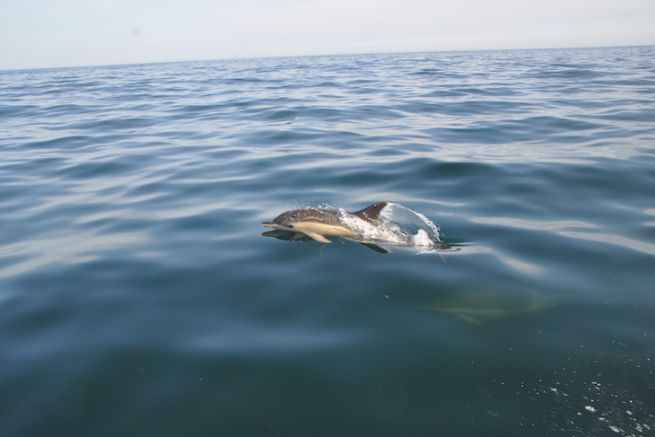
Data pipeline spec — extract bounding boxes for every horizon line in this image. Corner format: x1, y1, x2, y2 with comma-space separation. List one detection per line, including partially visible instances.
1, 42, 653, 73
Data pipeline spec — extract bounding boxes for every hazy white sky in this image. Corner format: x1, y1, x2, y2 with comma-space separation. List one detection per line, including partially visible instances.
1, 0, 654, 69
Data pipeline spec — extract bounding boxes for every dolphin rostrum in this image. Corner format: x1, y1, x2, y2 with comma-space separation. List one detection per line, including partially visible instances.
262, 202, 388, 244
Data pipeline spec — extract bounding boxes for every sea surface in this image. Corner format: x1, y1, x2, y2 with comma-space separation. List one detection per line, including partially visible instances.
1, 46, 654, 436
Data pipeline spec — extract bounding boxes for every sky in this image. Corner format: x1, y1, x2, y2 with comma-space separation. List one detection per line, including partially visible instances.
1, 0, 654, 69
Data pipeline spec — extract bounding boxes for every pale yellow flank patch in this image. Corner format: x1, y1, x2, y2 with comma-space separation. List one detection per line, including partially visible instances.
292, 221, 354, 243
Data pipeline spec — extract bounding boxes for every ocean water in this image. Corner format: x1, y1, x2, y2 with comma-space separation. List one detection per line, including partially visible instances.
1, 46, 654, 436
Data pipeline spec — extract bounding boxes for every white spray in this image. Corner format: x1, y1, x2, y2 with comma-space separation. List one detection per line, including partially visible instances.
338, 202, 440, 249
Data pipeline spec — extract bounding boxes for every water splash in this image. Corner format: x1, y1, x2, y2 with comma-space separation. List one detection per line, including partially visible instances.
338, 202, 441, 249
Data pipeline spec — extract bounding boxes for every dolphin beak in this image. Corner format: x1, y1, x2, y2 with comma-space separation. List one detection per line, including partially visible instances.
262, 221, 294, 230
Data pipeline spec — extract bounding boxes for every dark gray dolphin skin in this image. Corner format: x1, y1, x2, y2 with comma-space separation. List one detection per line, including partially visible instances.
262, 202, 388, 244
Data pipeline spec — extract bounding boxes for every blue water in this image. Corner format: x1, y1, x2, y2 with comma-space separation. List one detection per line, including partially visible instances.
1, 46, 655, 436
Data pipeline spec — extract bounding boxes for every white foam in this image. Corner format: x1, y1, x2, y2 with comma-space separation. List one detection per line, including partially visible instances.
339, 202, 441, 249
414, 210, 441, 242
338, 209, 407, 245
412, 229, 435, 247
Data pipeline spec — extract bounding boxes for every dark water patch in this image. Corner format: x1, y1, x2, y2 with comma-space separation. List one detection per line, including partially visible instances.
425, 124, 523, 144
307, 80, 341, 88
430, 99, 534, 115
174, 103, 235, 114
43, 103, 92, 115
421, 88, 469, 98
257, 108, 298, 121
66, 116, 160, 131
507, 115, 603, 133
0, 104, 40, 118
528, 68, 606, 80
235, 128, 324, 145
21, 135, 93, 150
449, 86, 521, 96
592, 107, 655, 122
56, 159, 141, 180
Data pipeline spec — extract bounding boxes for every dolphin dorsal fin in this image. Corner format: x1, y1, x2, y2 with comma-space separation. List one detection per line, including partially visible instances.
353, 202, 388, 222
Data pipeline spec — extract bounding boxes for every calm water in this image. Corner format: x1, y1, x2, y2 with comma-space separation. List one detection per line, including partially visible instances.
1, 46, 655, 436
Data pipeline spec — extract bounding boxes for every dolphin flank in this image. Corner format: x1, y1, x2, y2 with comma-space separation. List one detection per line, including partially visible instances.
262, 202, 388, 244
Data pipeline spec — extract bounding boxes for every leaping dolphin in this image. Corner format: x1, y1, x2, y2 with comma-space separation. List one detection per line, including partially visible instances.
262, 202, 388, 244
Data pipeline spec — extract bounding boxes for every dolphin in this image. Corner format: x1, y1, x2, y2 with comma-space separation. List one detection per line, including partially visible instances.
262, 228, 390, 253
421, 288, 559, 324
262, 202, 388, 244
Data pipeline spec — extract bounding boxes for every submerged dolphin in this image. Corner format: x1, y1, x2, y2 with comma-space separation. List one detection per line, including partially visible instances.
421, 288, 559, 324
262, 202, 388, 244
